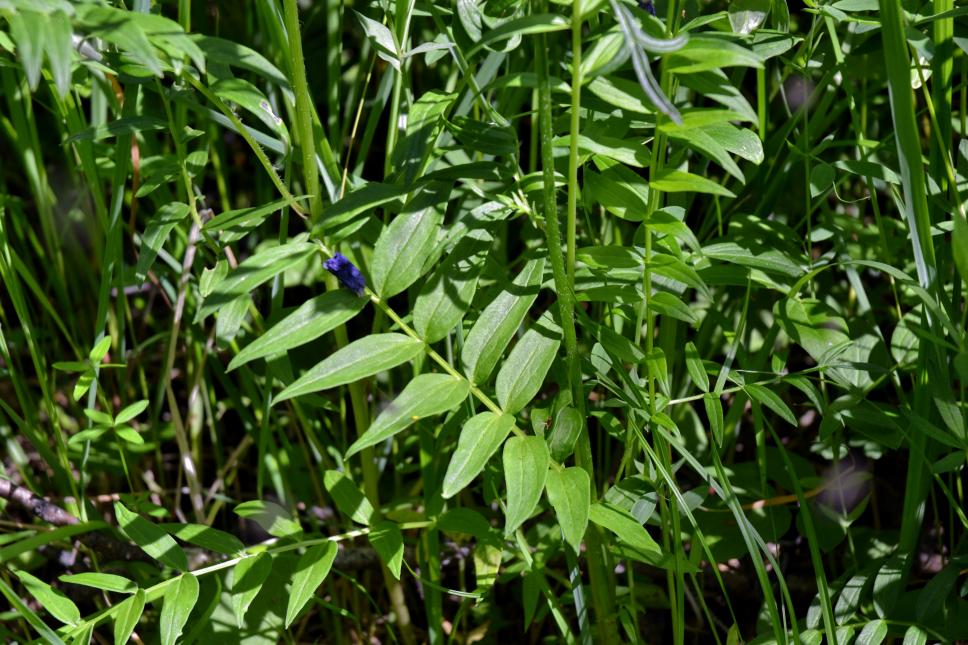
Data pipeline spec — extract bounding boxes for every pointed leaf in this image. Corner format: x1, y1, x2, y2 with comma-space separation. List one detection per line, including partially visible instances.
347, 374, 470, 457
277, 334, 424, 403
414, 231, 491, 343
14, 570, 80, 625
496, 312, 561, 414
589, 502, 662, 558
196, 241, 316, 320
285, 541, 338, 627
115, 400, 148, 425
503, 436, 550, 535
229, 291, 367, 370
463, 257, 545, 384
113, 589, 146, 645
60, 573, 137, 594
160, 573, 199, 645
323, 470, 374, 525
371, 187, 446, 298
368, 521, 404, 580
231, 552, 271, 628
745, 383, 797, 426
234, 500, 302, 538
158, 523, 245, 555
114, 502, 188, 571
442, 412, 516, 498
545, 467, 590, 552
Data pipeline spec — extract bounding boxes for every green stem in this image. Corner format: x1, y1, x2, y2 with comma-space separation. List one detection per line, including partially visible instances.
537, 10, 616, 642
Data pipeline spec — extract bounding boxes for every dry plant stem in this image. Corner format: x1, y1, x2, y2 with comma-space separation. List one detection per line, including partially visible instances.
161, 220, 205, 523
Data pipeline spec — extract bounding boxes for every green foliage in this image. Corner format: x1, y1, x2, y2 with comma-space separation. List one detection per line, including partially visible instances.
1, 0, 967, 643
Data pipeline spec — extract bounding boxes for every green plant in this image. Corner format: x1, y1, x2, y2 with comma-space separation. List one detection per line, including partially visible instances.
1, 0, 967, 643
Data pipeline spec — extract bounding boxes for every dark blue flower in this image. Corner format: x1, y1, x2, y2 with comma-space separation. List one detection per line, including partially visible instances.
324, 252, 367, 296
639, 0, 657, 16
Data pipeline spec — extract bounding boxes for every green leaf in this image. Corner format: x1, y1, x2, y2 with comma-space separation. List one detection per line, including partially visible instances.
728, 0, 771, 33
545, 467, 590, 552
650, 291, 698, 325
548, 406, 584, 462
114, 400, 148, 425
704, 393, 725, 447
347, 374, 470, 457
75, 5, 164, 77
371, 187, 446, 298
650, 168, 735, 198
285, 541, 338, 627
448, 117, 519, 156
113, 589, 146, 645
229, 291, 367, 371
589, 502, 662, 559
233, 500, 302, 538
684, 342, 709, 392
368, 521, 405, 580
314, 182, 407, 239
855, 620, 888, 645
158, 523, 245, 555
953, 211, 968, 286
503, 436, 550, 536
60, 573, 137, 594
89, 337, 112, 363
231, 552, 272, 628
276, 334, 425, 403
414, 231, 491, 343
44, 10, 73, 99
210, 78, 289, 141
468, 14, 569, 58
196, 241, 316, 320
745, 383, 797, 426
666, 36, 764, 74
114, 502, 188, 571
391, 91, 456, 185
135, 204, 190, 281
584, 163, 650, 221
902, 626, 927, 645
463, 257, 546, 384
437, 508, 494, 539
160, 573, 199, 645
496, 312, 561, 414
323, 470, 374, 525
115, 427, 144, 445
191, 35, 290, 92
14, 570, 80, 625
355, 11, 401, 71
442, 412, 516, 499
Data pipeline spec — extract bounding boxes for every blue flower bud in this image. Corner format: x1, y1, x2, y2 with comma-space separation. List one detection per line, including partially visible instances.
324, 252, 367, 296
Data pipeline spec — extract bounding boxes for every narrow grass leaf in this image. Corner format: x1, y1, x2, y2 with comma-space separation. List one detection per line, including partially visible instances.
285, 541, 338, 627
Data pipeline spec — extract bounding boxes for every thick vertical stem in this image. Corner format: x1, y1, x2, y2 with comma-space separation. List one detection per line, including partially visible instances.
538, 11, 617, 643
